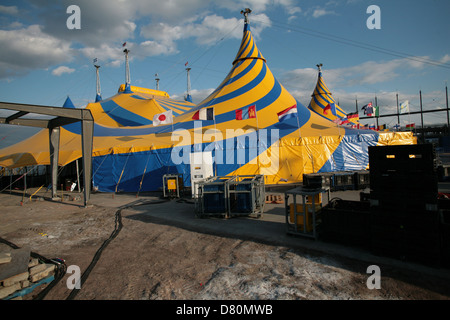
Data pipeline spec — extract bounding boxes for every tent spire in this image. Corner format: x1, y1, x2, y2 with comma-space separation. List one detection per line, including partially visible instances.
241, 8, 252, 24
123, 47, 132, 93
155, 73, 160, 91
316, 63, 323, 75
94, 62, 102, 102
185, 67, 192, 102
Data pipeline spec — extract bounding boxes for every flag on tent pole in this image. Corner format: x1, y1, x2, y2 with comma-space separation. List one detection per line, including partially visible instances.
393, 124, 401, 131
377, 124, 386, 131
277, 105, 298, 122
122, 42, 127, 47
362, 102, 374, 116
323, 103, 336, 116
347, 112, 359, 121
406, 123, 415, 130
236, 105, 256, 120
192, 107, 214, 120
374, 106, 379, 117
333, 117, 349, 125
152, 110, 173, 126
400, 100, 409, 114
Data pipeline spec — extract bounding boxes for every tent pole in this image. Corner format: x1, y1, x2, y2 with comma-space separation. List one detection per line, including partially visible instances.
76, 159, 81, 193
81, 118, 94, 207
49, 127, 60, 200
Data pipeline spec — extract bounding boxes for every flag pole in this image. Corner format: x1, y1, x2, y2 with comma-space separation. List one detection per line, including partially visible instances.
420, 90, 424, 140
255, 106, 260, 174
396, 92, 400, 125
295, 104, 301, 138
375, 95, 379, 127
446, 82, 449, 127
213, 109, 218, 176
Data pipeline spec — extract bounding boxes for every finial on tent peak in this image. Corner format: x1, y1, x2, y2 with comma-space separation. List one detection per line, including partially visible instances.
316, 63, 323, 72
241, 8, 252, 24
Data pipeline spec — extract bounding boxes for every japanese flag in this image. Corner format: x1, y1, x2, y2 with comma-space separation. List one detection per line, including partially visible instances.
153, 110, 173, 126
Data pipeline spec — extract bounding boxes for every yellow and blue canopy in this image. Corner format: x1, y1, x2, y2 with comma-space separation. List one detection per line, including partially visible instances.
0, 20, 415, 192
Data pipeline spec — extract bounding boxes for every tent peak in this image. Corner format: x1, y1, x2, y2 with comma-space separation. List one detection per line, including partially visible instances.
316, 63, 323, 73
241, 8, 252, 24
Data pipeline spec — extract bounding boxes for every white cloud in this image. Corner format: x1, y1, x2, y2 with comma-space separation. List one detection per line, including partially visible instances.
52, 66, 75, 76
440, 54, 450, 64
171, 88, 215, 103
0, 24, 73, 78
79, 43, 125, 63
0, 5, 19, 15
311, 8, 336, 18
139, 12, 270, 57
280, 56, 443, 93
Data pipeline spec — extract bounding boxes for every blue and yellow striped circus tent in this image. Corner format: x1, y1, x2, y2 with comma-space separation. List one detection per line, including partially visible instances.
308, 67, 359, 126
0, 18, 415, 192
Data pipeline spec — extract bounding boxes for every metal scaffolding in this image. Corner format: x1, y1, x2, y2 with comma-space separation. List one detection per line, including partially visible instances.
0, 101, 94, 207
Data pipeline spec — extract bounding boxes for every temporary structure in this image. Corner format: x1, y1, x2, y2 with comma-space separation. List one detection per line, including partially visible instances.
0, 14, 415, 193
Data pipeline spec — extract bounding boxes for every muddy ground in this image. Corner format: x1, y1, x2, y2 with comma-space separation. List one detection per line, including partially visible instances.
1, 188, 450, 301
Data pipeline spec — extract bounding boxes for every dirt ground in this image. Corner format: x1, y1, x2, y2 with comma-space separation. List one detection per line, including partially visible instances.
1, 188, 450, 301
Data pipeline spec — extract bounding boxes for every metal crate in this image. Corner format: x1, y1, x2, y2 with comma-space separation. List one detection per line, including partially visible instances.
195, 175, 265, 218
228, 175, 265, 218
332, 172, 355, 191
195, 176, 233, 218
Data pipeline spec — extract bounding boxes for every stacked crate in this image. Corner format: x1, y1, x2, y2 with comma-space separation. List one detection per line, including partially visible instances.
320, 199, 371, 248
303, 173, 333, 189
195, 175, 264, 219
332, 172, 355, 191
228, 175, 265, 218
354, 170, 370, 190
368, 144, 441, 266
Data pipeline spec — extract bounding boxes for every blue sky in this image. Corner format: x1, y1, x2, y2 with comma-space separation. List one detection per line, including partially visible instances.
0, 0, 449, 135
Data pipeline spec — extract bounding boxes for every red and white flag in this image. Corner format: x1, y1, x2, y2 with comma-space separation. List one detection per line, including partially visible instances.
153, 110, 173, 126
277, 105, 298, 122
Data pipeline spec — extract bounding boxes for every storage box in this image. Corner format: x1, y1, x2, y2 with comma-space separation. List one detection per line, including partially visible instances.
289, 203, 321, 232
305, 193, 322, 204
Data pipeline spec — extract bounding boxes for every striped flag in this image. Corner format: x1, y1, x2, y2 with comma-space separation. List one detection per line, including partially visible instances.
277, 105, 298, 122
406, 123, 415, 130
347, 112, 359, 121
192, 107, 214, 120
